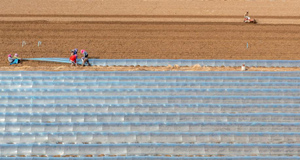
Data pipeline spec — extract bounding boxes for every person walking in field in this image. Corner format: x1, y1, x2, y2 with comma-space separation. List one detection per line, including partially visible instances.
80, 49, 91, 66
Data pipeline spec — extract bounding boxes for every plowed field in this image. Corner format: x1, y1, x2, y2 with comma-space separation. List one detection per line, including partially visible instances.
1, 0, 300, 71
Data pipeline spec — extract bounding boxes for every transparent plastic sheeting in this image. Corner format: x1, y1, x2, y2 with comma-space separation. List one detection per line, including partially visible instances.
1, 122, 300, 132
1, 104, 300, 114
1, 88, 300, 97
0, 144, 300, 156
1, 82, 300, 89
2, 76, 300, 83
2, 71, 300, 77
1, 132, 300, 144
1, 113, 300, 123
1, 96, 300, 104
0, 157, 299, 160
23, 58, 300, 67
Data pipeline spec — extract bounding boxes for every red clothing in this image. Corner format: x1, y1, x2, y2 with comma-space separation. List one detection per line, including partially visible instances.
70, 55, 77, 63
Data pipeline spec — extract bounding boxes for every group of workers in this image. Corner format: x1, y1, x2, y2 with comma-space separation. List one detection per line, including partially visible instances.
7, 53, 22, 65
7, 12, 252, 67
69, 49, 91, 66
7, 49, 91, 66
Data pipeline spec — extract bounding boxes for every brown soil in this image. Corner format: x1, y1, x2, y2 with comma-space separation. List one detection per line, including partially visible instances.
0, 0, 300, 71
2, 63, 300, 72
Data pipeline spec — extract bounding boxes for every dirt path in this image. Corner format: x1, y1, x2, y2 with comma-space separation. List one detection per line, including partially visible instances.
1, 0, 300, 25
2, 63, 300, 72
1, 0, 300, 17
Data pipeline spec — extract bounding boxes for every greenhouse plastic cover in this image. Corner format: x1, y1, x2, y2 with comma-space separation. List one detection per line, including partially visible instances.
1, 95, 300, 104
0, 157, 299, 160
1, 71, 300, 158
23, 58, 300, 67
0, 103, 299, 114
2, 71, 300, 77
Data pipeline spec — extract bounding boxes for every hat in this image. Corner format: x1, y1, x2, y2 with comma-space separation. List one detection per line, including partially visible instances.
81, 50, 85, 54
8, 54, 11, 57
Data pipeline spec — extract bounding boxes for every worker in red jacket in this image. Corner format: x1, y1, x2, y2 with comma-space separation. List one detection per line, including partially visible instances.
69, 54, 77, 66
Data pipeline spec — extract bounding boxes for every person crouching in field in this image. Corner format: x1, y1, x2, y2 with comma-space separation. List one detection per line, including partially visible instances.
71, 48, 78, 58
81, 49, 91, 66
244, 11, 250, 22
13, 53, 22, 63
8, 54, 20, 65
69, 54, 77, 67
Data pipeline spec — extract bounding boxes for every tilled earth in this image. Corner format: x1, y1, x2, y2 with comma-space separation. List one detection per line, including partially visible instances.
1, 0, 300, 71
1, 21, 300, 71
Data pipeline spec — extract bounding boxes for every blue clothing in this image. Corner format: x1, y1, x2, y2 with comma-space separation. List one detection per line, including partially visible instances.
10, 59, 19, 65
71, 49, 78, 56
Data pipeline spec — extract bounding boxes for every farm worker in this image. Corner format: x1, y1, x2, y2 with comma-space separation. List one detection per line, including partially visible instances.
80, 49, 91, 66
71, 48, 78, 58
69, 54, 77, 66
13, 53, 22, 63
8, 54, 19, 65
244, 11, 250, 22
241, 64, 246, 71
